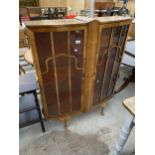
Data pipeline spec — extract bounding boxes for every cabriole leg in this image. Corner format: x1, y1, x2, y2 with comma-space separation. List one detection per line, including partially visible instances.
100, 102, 108, 116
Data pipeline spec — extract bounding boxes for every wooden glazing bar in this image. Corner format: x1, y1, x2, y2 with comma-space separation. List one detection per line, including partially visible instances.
50, 32, 61, 115
95, 27, 103, 73
99, 28, 113, 102
41, 53, 83, 71
106, 26, 123, 97
67, 31, 72, 112
113, 25, 130, 94
81, 28, 87, 111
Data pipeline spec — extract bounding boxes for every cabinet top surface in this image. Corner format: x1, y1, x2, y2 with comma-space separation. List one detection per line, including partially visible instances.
95, 16, 133, 23
25, 19, 87, 27
25, 16, 132, 27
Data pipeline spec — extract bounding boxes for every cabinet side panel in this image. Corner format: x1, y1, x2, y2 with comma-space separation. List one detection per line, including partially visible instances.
100, 26, 122, 101
107, 25, 129, 97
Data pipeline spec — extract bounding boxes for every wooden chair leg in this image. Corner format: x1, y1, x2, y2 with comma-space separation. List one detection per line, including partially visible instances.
33, 91, 46, 132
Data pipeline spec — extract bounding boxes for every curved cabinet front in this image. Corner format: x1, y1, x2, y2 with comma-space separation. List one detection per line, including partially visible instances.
26, 17, 132, 120
29, 27, 87, 118
93, 25, 129, 105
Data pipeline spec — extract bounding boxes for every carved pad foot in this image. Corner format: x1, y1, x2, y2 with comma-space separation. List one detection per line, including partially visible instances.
59, 116, 71, 129
100, 102, 108, 116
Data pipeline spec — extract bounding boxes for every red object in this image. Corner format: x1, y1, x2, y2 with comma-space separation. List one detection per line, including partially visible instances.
66, 15, 76, 19
21, 16, 30, 21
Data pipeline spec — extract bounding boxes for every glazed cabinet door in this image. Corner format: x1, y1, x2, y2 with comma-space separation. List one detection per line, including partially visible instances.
33, 29, 86, 118
26, 17, 132, 117
93, 24, 129, 105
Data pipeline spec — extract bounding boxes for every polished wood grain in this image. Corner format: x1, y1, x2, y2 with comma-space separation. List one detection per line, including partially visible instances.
83, 20, 100, 112
128, 19, 135, 40
25, 19, 86, 27
26, 17, 132, 121
27, 28, 87, 119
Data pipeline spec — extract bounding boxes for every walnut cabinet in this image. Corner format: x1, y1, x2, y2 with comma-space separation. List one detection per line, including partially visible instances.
25, 16, 132, 121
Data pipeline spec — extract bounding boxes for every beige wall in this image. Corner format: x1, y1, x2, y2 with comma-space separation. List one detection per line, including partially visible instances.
85, 0, 90, 8
39, 0, 68, 7
67, 0, 85, 14
85, 0, 114, 8
95, 0, 113, 2
39, 0, 135, 15
39, 0, 84, 14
